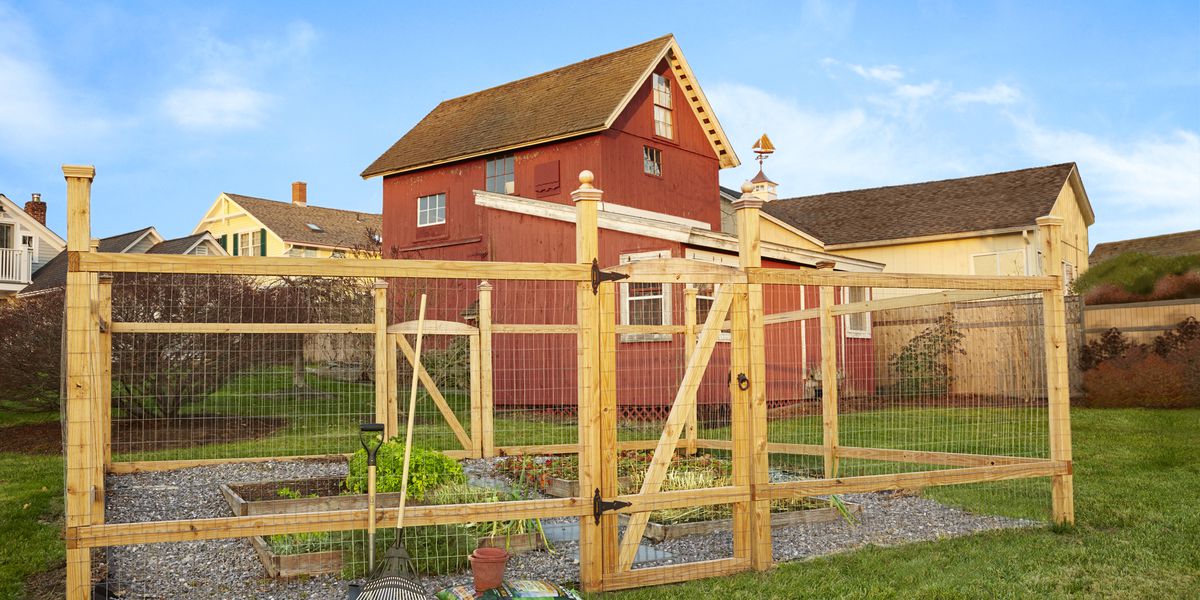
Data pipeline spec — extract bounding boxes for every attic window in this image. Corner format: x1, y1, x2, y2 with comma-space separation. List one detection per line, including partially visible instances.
306, 223, 324, 232
652, 73, 673, 139
486, 154, 515, 194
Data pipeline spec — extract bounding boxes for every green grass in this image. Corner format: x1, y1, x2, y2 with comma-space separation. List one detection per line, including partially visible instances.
590, 408, 1200, 600
0, 452, 64, 600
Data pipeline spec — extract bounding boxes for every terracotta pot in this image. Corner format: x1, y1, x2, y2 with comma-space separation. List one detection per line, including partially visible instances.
469, 546, 508, 592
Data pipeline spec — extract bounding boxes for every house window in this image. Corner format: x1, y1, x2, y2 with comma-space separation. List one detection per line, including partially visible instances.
238, 230, 262, 256
970, 249, 1025, 276
843, 286, 871, 338
486, 155, 515, 194
288, 246, 320, 258
417, 193, 446, 226
620, 250, 672, 341
643, 146, 662, 176
21, 235, 34, 250
652, 73, 673, 139
0, 224, 11, 249
1063, 261, 1077, 294
685, 249, 739, 341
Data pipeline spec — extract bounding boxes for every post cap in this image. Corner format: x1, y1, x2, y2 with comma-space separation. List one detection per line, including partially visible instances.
579, 170, 595, 188
740, 180, 754, 195
62, 165, 96, 179
1035, 215, 1065, 227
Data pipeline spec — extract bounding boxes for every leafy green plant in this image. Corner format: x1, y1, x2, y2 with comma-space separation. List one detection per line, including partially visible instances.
1073, 251, 1200, 297
276, 486, 317, 500
420, 337, 472, 393
888, 313, 967, 399
344, 439, 465, 501
266, 531, 331, 555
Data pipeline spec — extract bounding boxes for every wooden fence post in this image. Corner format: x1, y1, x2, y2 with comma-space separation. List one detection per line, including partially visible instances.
598, 277, 619, 573
1037, 215, 1075, 525
733, 183, 772, 571
818, 283, 840, 479
63, 164, 98, 600
373, 280, 393, 437
683, 286, 698, 456
477, 281, 495, 458
98, 274, 113, 475
573, 171, 604, 590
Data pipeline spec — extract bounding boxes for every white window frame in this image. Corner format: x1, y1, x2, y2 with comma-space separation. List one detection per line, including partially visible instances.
0, 222, 12, 249
485, 155, 515, 194
684, 249, 738, 342
643, 146, 662, 176
619, 250, 672, 342
417, 193, 446, 227
969, 248, 1026, 276
842, 286, 872, 339
652, 73, 673, 139
1063, 260, 1076, 295
238, 229, 262, 257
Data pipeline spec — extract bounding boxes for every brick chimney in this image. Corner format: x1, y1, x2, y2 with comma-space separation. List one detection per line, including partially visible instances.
24, 193, 47, 226
292, 182, 307, 207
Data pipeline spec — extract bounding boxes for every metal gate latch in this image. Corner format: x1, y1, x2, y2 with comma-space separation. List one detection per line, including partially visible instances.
593, 488, 632, 525
591, 258, 629, 294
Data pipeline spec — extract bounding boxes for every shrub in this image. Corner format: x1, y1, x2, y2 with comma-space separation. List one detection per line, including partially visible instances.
1074, 252, 1200, 303
1080, 318, 1200, 408
887, 313, 966, 399
0, 290, 64, 412
345, 440, 464, 501
1079, 328, 1132, 371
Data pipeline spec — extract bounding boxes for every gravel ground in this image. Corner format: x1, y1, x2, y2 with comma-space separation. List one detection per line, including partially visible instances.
103, 459, 1034, 599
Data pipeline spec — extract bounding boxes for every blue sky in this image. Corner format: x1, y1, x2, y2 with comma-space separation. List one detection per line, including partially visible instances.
1, 0, 1197, 247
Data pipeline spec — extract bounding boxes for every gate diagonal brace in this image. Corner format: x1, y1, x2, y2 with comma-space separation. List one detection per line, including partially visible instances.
593, 488, 632, 525
591, 258, 629, 294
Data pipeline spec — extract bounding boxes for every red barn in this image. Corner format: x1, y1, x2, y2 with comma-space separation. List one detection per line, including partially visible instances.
362, 35, 881, 418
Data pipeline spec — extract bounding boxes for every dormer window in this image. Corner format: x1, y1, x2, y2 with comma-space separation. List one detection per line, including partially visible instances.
652, 73, 673, 139
306, 223, 324, 232
486, 155, 515, 194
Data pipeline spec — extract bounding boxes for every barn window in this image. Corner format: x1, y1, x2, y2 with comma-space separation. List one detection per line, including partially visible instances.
653, 73, 673, 139
417, 193, 446, 226
486, 154, 515, 194
619, 250, 672, 342
971, 249, 1025, 276
643, 146, 662, 176
685, 249, 738, 342
843, 286, 871, 339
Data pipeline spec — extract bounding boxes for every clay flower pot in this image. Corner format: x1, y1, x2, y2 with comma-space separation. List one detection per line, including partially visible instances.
469, 546, 509, 592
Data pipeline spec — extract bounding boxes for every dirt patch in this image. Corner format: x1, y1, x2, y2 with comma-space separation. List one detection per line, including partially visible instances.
112, 416, 288, 453
228, 475, 346, 501
0, 416, 289, 455
23, 550, 106, 600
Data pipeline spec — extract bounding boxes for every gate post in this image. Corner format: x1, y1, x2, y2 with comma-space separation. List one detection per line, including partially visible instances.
573, 171, 605, 590
63, 164, 99, 600
733, 182, 773, 571
1037, 215, 1075, 525
477, 281, 495, 458
373, 280, 395, 437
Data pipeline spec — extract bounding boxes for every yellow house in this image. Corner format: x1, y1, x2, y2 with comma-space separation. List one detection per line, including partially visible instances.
194, 182, 382, 258
742, 163, 1094, 286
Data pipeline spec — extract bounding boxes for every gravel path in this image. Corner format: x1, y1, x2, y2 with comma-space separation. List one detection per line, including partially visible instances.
103, 460, 1034, 599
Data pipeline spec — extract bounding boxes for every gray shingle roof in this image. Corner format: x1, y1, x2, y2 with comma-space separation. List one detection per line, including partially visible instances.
20, 227, 156, 295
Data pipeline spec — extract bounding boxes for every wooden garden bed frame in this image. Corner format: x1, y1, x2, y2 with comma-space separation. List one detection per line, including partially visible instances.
58, 166, 1074, 597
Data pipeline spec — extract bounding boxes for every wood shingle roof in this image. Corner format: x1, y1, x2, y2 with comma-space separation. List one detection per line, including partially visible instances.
762, 163, 1080, 246
225, 194, 381, 250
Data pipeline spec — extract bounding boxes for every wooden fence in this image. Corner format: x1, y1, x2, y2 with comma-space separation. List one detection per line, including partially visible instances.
1083, 297, 1200, 344
57, 166, 1075, 597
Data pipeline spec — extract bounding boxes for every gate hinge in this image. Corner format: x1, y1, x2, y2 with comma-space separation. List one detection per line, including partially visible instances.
593, 488, 632, 525
591, 258, 629, 295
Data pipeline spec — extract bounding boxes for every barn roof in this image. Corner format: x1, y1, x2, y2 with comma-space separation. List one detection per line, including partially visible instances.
362, 34, 737, 178
762, 163, 1084, 247
1090, 229, 1200, 264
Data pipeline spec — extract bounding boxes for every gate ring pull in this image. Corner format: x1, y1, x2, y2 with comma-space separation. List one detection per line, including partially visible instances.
737, 373, 750, 391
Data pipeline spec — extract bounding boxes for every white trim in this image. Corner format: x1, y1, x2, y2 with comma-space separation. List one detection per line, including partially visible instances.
417, 193, 447, 227
969, 248, 1027, 276
0, 194, 66, 249
474, 190, 884, 272
119, 228, 163, 254
598, 200, 709, 230
842, 286, 872, 339
619, 249, 673, 342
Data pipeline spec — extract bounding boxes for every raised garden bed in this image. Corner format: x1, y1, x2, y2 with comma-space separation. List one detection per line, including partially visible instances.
220, 476, 403, 516
634, 500, 862, 542
250, 534, 343, 578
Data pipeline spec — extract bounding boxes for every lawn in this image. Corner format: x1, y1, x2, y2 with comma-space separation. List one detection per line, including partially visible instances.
1, 407, 1196, 599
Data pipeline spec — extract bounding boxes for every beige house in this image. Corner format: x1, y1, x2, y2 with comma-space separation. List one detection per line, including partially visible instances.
726, 163, 1094, 287
194, 183, 382, 258
0, 193, 64, 298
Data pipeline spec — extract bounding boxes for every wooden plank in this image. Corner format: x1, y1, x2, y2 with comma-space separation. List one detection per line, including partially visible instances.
386, 320, 479, 336
98, 275, 113, 472
696, 439, 1044, 468
607, 257, 746, 284
728, 285, 752, 562
758, 460, 1069, 500
573, 173, 604, 591
749, 267, 1057, 291
491, 323, 577, 334
683, 287, 698, 456
88, 271, 104, 523
396, 333, 473, 450
469, 333, 483, 459
1037, 216, 1075, 525
819, 286, 840, 479
478, 282, 495, 457
110, 322, 374, 334
764, 289, 1029, 325
109, 454, 351, 474
616, 287, 734, 571
76, 251, 592, 280
599, 558, 750, 592
67, 497, 590, 549
373, 282, 389, 435
385, 333, 399, 440
598, 280, 619, 574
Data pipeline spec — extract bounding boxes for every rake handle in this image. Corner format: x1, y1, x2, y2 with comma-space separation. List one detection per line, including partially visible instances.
397, 294, 427, 532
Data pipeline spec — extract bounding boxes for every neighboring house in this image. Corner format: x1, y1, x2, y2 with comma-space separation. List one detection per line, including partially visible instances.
757, 163, 1095, 290
19, 227, 225, 296
362, 34, 883, 414
0, 193, 65, 298
194, 182, 382, 258
1089, 229, 1200, 265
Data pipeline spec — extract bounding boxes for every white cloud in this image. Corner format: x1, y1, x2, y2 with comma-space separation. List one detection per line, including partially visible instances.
822, 58, 904, 83
953, 83, 1022, 105
159, 20, 315, 131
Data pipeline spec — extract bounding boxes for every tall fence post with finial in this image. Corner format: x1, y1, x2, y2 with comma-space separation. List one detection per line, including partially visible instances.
1037, 215, 1075, 525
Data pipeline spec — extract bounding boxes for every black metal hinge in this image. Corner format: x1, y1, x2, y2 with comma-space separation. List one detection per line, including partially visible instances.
591, 258, 629, 295
593, 488, 632, 525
